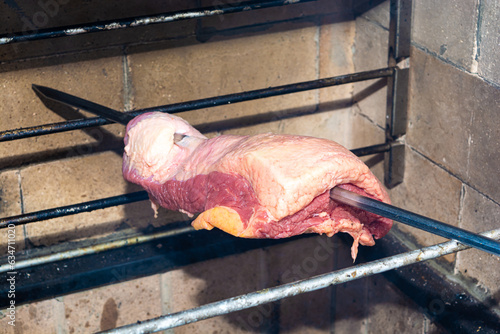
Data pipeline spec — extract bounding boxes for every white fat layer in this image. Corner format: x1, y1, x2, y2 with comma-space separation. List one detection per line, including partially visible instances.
124, 113, 208, 183
125, 116, 179, 182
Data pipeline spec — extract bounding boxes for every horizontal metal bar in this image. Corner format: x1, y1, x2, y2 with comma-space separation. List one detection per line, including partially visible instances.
133, 67, 395, 116
100, 228, 500, 333
1, 67, 395, 142
0, 225, 194, 274
0, 117, 111, 142
331, 187, 500, 256
0, 0, 316, 45
0, 143, 388, 228
0, 191, 148, 229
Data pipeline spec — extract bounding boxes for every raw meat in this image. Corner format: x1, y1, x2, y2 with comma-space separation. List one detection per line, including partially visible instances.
123, 112, 392, 259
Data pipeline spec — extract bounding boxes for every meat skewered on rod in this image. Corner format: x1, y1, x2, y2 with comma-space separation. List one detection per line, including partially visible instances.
32, 84, 500, 257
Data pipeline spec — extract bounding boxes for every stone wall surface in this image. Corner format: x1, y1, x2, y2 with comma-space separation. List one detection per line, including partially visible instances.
0, 0, 498, 333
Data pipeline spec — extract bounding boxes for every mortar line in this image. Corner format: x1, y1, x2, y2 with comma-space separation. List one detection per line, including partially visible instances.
405, 143, 500, 208
317, 20, 336, 334
457, 184, 467, 230
329, 234, 338, 334
411, 42, 500, 90
453, 183, 468, 272
465, 102, 475, 181
54, 296, 67, 334
16, 169, 30, 253
122, 49, 133, 112
359, 15, 389, 32
474, 0, 484, 64
354, 106, 385, 133
315, 16, 321, 121
470, 0, 481, 73
16, 170, 24, 215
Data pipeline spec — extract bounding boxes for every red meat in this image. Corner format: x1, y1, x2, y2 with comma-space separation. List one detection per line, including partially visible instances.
123, 112, 392, 259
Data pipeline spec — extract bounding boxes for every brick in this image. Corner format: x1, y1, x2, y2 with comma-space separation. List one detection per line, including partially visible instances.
332, 276, 368, 333
280, 109, 353, 146
477, 0, 500, 84
128, 22, 319, 137
356, 0, 391, 30
366, 275, 424, 333
353, 17, 389, 128
279, 285, 332, 334
408, 47, 500, 202
161, 249, 268, 333
0, 56, 125, 169
407, 47, 474, 180
19, 151, 168, 247
266, 236, 337, 333
350, 113, 385, 180
467, 81, 500, 203
319, 20, 355, 90
63, 275, 162, 332
350, 112, 385, 150
331, 238, 368, 333
0, 170, 25, 254
423, 317, 444, 334
292, 20, 355, 146
412, 0, 478, 70
388, 146, 462, 262
455, 186, 500, 297
0, 298, 65, 334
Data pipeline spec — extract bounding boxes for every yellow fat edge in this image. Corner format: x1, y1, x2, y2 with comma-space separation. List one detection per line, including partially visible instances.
192, 206, 250, 237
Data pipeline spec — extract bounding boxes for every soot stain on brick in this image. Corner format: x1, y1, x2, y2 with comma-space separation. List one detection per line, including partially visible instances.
100, 297, 119, 331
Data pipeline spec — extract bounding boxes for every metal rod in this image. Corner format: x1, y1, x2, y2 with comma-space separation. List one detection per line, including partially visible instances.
0, 0, 316, 45
100, 228, 500, 333
133, 67, 395, 116
1, 67, 395, 142
32, 84, 133, 125
0, 191, 148, 229
0, 226, 194, 274
0, 117, 111, 142
0, 144, 388, 228
330, 187, 500, 256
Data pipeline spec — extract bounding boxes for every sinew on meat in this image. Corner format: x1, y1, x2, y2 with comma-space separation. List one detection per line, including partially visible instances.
123, 112, 392, 259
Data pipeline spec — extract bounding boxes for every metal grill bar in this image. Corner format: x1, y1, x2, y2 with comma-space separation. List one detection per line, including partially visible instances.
101, 228, 500, 333
0, 0, 316, 45
0, 143, 388, 229
0, 225, 194, 274
0, 67, 395, 142
0, 191, 148, 229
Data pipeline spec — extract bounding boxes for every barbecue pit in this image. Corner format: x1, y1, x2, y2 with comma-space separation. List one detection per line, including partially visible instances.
1, 1, 499, 333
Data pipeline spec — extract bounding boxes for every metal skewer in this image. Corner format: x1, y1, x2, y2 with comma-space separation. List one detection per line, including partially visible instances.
32, 84, 192, 146
330, 187, 500, 256
32, 84, 133, 125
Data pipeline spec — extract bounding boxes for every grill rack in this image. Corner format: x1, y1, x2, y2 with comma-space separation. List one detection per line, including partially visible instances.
1, 0, 499, 332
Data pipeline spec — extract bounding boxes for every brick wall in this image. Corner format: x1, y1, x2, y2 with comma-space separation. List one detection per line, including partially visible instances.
355, 0, 500, 321
0, 0, 498, 333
